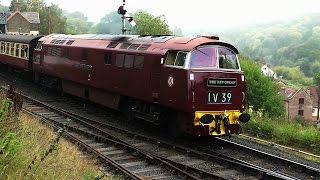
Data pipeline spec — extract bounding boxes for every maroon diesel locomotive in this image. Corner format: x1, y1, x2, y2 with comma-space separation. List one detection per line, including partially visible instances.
0, 34, 250, 137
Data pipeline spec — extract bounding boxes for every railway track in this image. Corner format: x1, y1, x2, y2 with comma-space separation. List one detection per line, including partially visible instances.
15, 90, 300, 180
0, 73, 319, 179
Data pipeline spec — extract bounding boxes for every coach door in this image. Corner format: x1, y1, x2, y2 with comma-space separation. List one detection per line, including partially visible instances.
33, 41, 44, 83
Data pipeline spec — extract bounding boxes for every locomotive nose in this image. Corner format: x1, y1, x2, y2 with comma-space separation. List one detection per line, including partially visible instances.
200, 114, 214, 124
239, 113, 250, 122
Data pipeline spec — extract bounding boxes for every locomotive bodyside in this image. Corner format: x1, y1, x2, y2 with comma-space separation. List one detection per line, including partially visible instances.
31, 34, 249, 137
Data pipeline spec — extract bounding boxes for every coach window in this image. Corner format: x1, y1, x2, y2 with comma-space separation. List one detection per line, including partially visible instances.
124, 54, 134, 68
115, 53, 125, 67
6, 42, 10, 55
15, 44, 20, 57
0, 42, 4, 54
134, 55, 144, 69
104, 52, 112, 65
82, 49, 88, 61
10, 43, 14, 56
21, 45, 29, 59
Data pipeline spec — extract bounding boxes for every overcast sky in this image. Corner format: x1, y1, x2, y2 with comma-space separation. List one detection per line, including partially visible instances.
1, 0, 320, 30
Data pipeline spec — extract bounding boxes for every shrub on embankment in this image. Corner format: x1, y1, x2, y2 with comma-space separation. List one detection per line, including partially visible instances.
241, 114, 320, 155
0, 89, 107, 179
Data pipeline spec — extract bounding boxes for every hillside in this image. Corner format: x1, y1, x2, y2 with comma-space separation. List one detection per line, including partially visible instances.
220, 13, 320, 77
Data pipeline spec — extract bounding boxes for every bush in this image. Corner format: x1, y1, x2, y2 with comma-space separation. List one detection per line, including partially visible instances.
242, 115, 320, 154
239, 55, 285, 117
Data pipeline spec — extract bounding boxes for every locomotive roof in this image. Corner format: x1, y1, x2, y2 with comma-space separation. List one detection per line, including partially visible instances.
0, 34, 44, 43
42, 34, 239, 54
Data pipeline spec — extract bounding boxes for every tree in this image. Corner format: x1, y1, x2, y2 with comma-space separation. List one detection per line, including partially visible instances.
173, 27, 183, 36
94, 11, 129, 34
131, 10, 171, 35
8, 0, 66, 34
9, 0, 28, 11
64, 11, 93, 34
314, 72, 320, 86
240, 55, 285, 117
39, 3, 66, 34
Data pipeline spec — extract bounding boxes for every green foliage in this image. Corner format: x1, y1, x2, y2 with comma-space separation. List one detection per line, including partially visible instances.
0, 133, 21, 167
173, 27, 183, 36
131, 10, 172, 35
94, 11, 130, 34
0, 4, 9, 12
0, 98, 12, 125
242, 115, 320, 154
7, 0, 67, 34
314, 72, 320, 86
274, 66, 313, 86
221, 13, 320, 78
240, 55, 285, 117
64, 11, 94, 34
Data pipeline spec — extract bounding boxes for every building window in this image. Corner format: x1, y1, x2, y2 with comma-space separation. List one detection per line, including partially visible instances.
104, 52, 112, 65
298, 110, 304, 116
312, 109, 315, 114
299, 98, 304, 105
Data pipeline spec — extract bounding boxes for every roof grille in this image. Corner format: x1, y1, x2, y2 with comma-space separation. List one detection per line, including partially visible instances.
107, 41, 119, 48
66, 40, 74, 45
50, 39, 57, 44
138, 44, 151, 51
59, 40, 66, 44
128, 44, 140, 50
119, 43, 131, 49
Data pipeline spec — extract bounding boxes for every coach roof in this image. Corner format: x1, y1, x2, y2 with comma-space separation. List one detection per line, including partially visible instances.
0, 34, 43, 44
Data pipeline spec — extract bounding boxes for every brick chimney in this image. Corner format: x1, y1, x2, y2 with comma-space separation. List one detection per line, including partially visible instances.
15, 2, 21, 12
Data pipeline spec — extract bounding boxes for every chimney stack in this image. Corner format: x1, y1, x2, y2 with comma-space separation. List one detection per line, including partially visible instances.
15, 2, 21, 12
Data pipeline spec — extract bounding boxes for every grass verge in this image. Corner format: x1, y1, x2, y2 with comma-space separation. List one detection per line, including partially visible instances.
241, 115, 320, 157
0, 111, 111, 180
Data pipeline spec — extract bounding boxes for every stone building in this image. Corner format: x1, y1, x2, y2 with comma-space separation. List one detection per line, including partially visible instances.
6, 4, 40, 35
309, 86, 320, 121
282, 86, 319, 122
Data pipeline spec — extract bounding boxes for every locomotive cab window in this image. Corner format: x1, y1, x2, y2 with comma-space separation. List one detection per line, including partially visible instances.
218, 47, 239, 69
165, 50, 188, 67
189, 45, 240, 70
